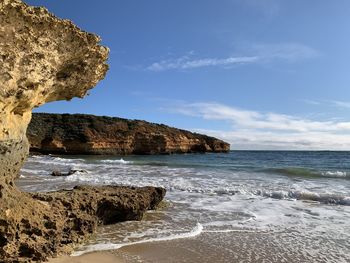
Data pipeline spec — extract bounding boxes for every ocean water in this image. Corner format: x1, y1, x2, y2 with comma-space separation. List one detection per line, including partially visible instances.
18, 151, 350, 262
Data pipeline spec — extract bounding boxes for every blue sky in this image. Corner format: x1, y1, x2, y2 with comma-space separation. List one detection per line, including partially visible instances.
25, 0, 350, 150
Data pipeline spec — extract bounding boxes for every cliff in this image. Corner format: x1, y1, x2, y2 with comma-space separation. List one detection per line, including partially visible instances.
0, 1, 164, 262
27, 113, 230, 155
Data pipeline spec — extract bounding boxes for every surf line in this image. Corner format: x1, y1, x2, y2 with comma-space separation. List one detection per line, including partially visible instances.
203, 229, 269, 234
72, 223, 203, 256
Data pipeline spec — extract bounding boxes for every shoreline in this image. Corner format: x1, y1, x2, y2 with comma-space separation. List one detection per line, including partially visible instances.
20, 153, 350, 263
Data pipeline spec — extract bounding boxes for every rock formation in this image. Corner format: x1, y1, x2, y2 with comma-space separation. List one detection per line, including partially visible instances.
2, 185, 165, 262
0, 1, 165, 262
28, 113, 230, 155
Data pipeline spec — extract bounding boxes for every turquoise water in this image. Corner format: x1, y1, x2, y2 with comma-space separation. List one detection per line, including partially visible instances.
18, 151, 350, 262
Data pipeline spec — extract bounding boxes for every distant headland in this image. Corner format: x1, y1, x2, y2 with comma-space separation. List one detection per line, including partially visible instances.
28, 113, 230, 155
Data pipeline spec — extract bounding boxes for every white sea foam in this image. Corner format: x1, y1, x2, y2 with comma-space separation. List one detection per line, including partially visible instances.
322, 171, 347, 178
51, 156, 85, 162
255, 189, 350, 205
20, 168, 48, 174
55, 162, 350, 206
203, 217, 256, 228
29, 156, 85, 167
100, 158, 132, 164
72, 223, 203, 256
204, 229, 259, 233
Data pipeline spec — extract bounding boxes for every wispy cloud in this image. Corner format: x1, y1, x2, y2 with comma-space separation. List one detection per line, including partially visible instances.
164, 102, 350, 150
146, 43, 319, 72
303, 99, 350, 110
147, 55, 259, 72
302, 99, 321, 106
331, 100, 350, 109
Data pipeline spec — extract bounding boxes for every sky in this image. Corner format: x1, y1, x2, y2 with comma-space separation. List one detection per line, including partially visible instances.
25, 0, 350, 150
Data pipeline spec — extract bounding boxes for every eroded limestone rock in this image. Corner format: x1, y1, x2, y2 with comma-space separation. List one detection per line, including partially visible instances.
0, 0, 109, 183
0, 1, 165, 262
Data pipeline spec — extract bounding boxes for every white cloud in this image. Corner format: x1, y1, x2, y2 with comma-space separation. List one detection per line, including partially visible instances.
194, 129, 350, 150
175, 102, 350, 133
146, 43, 319, 72
167, 102, 350, 150
147, 55, 259, 72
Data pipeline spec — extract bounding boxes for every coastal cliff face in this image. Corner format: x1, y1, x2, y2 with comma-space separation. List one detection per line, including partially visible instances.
0, 1, 165, 262
0, 0, 109, 182
28, 113, 230, 155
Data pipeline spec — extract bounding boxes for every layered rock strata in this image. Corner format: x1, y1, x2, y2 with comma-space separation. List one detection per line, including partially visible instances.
0, 1, 165, 262
28, 113, 230, 155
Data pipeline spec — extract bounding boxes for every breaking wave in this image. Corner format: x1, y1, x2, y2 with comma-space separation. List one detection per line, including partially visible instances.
99, 158, 133, 164
254, 189, 350, 206
265, 167, 349, 179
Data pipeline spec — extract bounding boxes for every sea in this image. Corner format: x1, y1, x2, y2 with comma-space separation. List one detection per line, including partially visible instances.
17, 151, 350, 263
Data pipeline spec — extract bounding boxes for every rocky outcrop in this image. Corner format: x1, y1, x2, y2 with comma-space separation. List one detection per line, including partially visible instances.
0, 1, 166, 262
23, 186, 164, 261
2, 186, 165, 262
28, 113, 230, 155
0, 0, 108, 182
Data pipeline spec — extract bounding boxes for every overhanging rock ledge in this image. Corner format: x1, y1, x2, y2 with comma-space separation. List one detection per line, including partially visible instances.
0, 1, 165, 261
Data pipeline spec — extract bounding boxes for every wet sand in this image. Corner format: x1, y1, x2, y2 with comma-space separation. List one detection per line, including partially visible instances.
47, 252, 125, 263
48, 229, 350, 263
46, 239, 209, 263
46, 227, 350, 263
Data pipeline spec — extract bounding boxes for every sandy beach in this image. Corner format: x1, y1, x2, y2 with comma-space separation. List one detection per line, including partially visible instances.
48, 252, 125, 263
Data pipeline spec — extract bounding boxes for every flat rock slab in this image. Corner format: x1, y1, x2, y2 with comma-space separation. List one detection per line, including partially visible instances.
1, 185, 165, 262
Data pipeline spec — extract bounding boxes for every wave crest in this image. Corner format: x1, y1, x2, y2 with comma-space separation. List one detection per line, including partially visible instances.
265, 167, 349, 179
100, 158, 132, 164
255, 189, 350, 205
